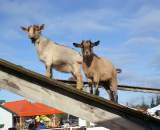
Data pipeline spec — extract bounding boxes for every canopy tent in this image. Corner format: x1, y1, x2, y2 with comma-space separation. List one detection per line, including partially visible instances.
3, 100, 63, 117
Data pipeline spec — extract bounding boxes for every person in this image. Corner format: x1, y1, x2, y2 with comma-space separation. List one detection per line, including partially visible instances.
28, 123, 35, 130
50, 115, 60, 128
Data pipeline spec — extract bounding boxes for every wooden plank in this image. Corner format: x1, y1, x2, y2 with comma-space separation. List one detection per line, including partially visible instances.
57, 80, 160, 94
0, 59, 160, 130
118, 85, 160, 94
0, 71, 149, 130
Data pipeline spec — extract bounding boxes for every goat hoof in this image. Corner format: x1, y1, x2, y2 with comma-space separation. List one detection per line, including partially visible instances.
111, 92, 118, 103
95, 90, 100, 96
90, 89, 93, 94
77, 83, 83, 91
77, 85, 83, 91
77, 87, 83, 91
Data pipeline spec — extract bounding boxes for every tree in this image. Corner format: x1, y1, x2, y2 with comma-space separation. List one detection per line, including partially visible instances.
156, 95, 160, 105
0, 100, 5, 104
150, 97, 155, 108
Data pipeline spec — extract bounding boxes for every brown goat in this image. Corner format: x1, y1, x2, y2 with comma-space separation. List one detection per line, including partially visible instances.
73, 40, 118, 102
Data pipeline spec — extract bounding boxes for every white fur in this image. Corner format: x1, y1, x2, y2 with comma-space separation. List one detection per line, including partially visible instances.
35, 36, 82, 73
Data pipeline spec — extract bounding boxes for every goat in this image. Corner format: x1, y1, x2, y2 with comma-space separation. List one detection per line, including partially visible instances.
21, 24, 83, 90
73, 40, 118, 102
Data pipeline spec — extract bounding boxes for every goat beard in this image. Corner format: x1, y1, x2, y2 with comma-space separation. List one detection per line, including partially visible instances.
83, 55, 93, 67
83, 54, 92, 59
30, 37, 36, 43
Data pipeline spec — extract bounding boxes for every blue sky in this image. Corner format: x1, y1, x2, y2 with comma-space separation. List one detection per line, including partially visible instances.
0, 0, 160, 105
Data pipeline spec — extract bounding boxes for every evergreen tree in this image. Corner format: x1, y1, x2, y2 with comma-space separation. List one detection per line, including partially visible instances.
0, 100, 5, 104
156, 95, 160, 105
140, 97, 149, 109
150, 97, 155, 108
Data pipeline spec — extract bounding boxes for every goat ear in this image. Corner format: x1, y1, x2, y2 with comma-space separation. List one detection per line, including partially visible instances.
92, 40, 100, 47
21, 26, 28, 32
73, 43, 82, 48
39, 24, 45, 30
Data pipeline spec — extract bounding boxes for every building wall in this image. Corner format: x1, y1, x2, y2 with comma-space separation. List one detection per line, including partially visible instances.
0, 107, 13, 130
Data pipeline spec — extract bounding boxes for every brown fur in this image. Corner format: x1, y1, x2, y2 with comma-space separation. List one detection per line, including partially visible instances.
73, 40, 118, 102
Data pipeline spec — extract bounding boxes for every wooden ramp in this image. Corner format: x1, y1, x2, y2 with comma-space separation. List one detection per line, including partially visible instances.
0, 59, 160, 130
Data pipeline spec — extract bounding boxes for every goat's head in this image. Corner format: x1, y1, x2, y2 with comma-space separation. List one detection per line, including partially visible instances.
21, 24, 44, 42
73, 40, 100, 57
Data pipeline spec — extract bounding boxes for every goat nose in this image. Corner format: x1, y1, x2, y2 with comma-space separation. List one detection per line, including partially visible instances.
85, 51, 89, 55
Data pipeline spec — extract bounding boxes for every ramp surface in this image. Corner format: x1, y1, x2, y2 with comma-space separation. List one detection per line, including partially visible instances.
0, 59, 160, 130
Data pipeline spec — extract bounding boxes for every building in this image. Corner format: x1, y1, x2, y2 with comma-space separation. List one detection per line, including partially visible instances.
0, 105, 16, 130
147, 105, 160, 118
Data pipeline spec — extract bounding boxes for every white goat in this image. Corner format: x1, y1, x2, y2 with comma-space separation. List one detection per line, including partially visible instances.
21, 24, 83, 90
73, 40, 118, 102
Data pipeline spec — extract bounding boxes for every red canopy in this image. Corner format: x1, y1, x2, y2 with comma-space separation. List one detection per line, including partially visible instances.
3, 100, 63, 117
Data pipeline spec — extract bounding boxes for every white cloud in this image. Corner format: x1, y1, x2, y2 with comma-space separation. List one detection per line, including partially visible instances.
0, 0, 159, 37
0, 2, 112, 45
150, 52, 160, 70
123, 36, 160, 70
118, 68, 160, 88
124, 36, 160, 45
0, 0, 160, 88
116, 7, 160, 36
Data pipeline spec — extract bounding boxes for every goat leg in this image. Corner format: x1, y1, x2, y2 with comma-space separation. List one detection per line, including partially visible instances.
94, 82, 100, 96
76, 73, 83, 90
110, 91, 118, 103
90, 86, 93, 94
88, 78, 93, 94
73, 63, 83, 90
45, 65, 52, 78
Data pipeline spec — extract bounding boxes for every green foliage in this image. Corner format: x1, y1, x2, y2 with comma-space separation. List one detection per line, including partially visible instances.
150, 97, 156, 108
0, 124, 4, 128
0, 100, 5, 104
130, 99, 149, 110
129, 95, 160, 110
149, 95, 160, 108
156, 95, 160, 105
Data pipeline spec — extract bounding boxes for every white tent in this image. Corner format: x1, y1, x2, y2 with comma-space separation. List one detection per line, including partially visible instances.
87, 127, 110, 130
147, 105, 160, 116
0, 105, 15, 130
